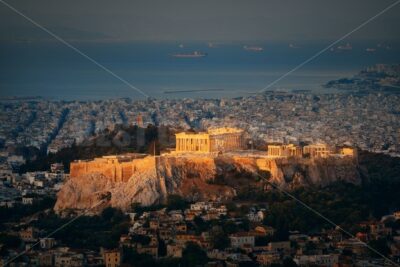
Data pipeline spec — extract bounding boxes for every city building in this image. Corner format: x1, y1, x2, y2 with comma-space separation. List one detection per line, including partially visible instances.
256, 251, 280, 265
40, 238, 56, 249
19, 227, 39, 242
103, 249, 121, 267
229, 232, 255, 248
294, 254, 339, 267
38, 253, 54, 266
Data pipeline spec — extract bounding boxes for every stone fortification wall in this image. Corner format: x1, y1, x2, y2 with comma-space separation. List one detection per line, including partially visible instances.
70, 156, 156, 182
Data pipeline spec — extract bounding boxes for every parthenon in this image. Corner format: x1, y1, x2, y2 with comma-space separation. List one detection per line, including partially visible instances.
175, 127, 245, 153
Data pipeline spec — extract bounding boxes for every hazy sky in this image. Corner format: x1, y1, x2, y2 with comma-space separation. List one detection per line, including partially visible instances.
1, 0, 400, 42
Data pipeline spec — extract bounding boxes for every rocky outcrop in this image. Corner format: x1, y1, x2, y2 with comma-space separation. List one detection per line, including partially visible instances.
268, 157, 361, 188
54, 155, 360, 213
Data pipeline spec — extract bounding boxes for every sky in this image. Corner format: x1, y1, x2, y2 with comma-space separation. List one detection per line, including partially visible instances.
1, 0, 400, 43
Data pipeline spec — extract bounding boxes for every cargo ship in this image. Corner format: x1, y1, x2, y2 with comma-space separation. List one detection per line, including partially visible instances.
243, 45, 264, 52
172, 51, 207, 58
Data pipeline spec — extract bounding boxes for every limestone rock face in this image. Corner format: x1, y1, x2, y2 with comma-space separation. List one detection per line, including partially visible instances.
54, 173, 114, 212
54, 155, 360, 213
268, 157, 360, 189
55, 156, 234, 213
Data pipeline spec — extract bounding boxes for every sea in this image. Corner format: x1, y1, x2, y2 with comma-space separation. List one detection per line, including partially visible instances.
1, 41, 399, 100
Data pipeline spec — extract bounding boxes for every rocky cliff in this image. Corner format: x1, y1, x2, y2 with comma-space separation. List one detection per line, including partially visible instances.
267, 157, 360, 189
54, 155, 360, 213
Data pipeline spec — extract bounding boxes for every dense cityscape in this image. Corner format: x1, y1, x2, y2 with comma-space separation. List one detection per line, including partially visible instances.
1, 0, 400, 266
1, 92, 399, 160
1, 91, 400, 266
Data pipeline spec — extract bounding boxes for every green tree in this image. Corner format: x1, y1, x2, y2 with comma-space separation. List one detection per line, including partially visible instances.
181, 242, 208, 267
166, 194, 188, 211
282, 257, 298, 267
0, 234, 21, 249
210, 226, 230, 250
368, 238, 390, 257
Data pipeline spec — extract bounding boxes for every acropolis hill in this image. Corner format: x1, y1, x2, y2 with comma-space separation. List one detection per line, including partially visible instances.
55, 128, 359, 213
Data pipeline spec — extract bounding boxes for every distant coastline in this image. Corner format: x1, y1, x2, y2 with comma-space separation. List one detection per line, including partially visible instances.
324, 64, 400, 92
0, 96, 42, 101
163, 88, 225, 94
2, 42, 400, 100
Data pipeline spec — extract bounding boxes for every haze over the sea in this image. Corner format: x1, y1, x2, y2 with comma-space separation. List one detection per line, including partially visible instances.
1, 41, 399, 100
1, 0, 400, 100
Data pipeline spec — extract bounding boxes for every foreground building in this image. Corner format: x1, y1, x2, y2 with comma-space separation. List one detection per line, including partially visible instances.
175, 127, 245, 153
103, 249, 122, 267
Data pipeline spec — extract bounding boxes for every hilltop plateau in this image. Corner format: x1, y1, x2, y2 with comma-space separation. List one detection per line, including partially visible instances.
54, 154, 360, 213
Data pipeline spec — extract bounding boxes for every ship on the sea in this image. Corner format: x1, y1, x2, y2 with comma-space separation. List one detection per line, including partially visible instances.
243, 45, 264, 52
171, 51, 207, 58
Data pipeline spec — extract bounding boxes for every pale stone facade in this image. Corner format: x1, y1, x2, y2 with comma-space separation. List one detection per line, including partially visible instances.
340, 147, 355, 156
70, 153, 151, 182
229, 232, 255, 248
303, 144, 330, 158
267, 143, 352, 158
175, 127, 244, 153
267, 144, 302, 157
